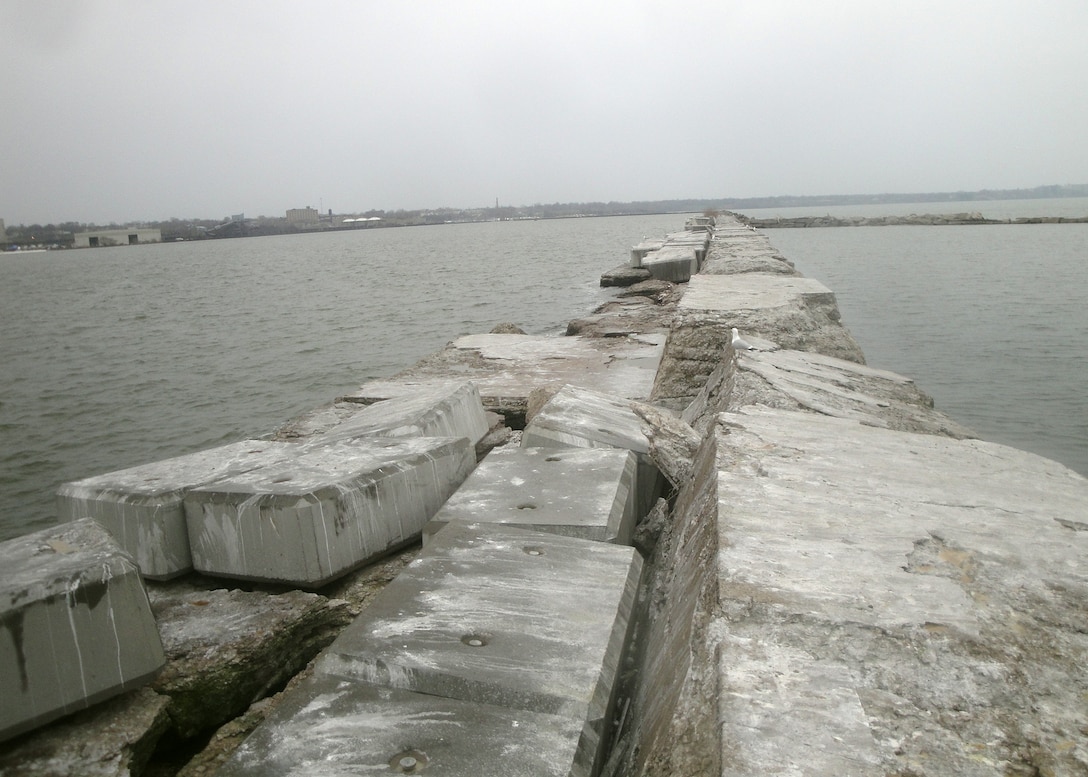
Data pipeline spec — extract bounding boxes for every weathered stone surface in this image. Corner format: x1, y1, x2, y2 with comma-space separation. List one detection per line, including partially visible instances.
56, 441, 297, 580
216, 675, 586, 777
489, 321, 527, 334
345, 333, 666, 426
296, 381, 491, 449
522, 384, 662, 517
147, 581, 351, 740
185, 437, 473, 586
663, 231, 711, 266
680, 359, 736, 436
643, 246, 699, 283
424, 446, 639, 544
650, 273, 865, 410
620, 416, 723, 777
629, 239, 664, 268
700, 222, 798, 276
678, 273, 863, 360
628, 400, 701, 492
601, 263, 652, 287
0, 687, 170, 777
565, 294, 679, 338
710, 408, 1088, 776
0, 518, 165, 744
316, 521, 644, 776
617, 278, 679, 300
732, 348, 975, 438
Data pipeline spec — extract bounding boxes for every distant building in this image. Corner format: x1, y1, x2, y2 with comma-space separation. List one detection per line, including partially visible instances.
73, 228, 162, 248
286, 207, 320, 225
0, 218, 6, 246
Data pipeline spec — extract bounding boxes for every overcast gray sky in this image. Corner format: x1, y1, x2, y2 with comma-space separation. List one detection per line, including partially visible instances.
3, 0, 1087, 225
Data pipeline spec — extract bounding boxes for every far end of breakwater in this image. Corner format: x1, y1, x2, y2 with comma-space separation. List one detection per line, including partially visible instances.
746, 211, 1088, 228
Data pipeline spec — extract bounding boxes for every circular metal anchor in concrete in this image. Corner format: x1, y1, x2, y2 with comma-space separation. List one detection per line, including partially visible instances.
460, 632, 490, 647
389, 749, 429, 772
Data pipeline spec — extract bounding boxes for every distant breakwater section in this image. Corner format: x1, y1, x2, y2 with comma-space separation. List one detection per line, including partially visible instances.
747, 211, 1088, 228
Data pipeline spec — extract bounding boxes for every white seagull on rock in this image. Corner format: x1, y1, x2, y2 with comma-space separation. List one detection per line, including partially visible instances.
731, 327, 757, 352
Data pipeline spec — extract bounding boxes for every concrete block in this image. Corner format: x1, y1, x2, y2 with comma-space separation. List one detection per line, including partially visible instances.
630, 239, 664, 268
345, 333, 666, 425
185, 437, 475, 586
313, 380, 490, 448
56, 440, 296, 580
643, 246, 699, 282
423, 447, 638, 545
522, 384, 662, 518
217, 674, 586, 777
0, 518, 165, 743
664, 230, 710, 266
316, 521, 643, 776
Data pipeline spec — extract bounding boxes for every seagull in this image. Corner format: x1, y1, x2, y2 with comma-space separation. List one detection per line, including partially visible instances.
731, 327, 757, 352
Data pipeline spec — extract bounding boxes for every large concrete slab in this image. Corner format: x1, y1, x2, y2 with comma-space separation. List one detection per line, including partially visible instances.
732, 348, 975, 438
56, 440, 297, 579
522, 384, 662, 518
651, 272, 865, 410
629, 239, 664, 267
643, 246, 699, 283
184, 437, 475, 586
423, 446, 638, 545
217, 674, 586, 777
344, 333, 665, 425
701, 220, 798, 275
0, 518, 165, 743
664, 231, 710, 266
316, 521, 643, 775
713, 407, 1088, 775
679, 271, 836, 313
306, 381, 491, 448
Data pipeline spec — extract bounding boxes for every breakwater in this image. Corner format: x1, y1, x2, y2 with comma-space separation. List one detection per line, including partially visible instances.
748, 211, 1088, 228
2, 217, 1086, 776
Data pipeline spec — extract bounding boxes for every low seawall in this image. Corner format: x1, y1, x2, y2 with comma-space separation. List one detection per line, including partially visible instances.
747, 212, 1088, 228
3, 216, 1086, 776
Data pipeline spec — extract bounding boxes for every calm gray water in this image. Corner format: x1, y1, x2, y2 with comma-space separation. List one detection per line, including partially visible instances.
744, 198, 1088, 479
0, 214, 685, 541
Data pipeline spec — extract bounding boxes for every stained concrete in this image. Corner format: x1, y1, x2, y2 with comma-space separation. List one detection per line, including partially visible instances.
642, 246, 699, 283
651, 272, 865, 411
423, 446, 638, 544
184, 437, 474, 586
683, 407, 1088, 776
315, 521, 643, 775
732, 348, 975, 438
0, 518, 164, 743
630, 239, 664, 267
306, 381, 491, 448
700, 223, 797, 276
664, 231, 710, 266
56, 440, 297, 580
345, 333, 665, 425
217, 674, 586, 777
522, 384, 663, 517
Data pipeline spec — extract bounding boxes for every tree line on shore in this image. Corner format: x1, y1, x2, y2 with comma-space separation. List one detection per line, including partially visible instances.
5, 183, 1087, 248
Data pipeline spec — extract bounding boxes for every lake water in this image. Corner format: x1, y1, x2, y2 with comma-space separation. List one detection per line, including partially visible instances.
0, 214, 685, 541
3, 203, 1086, 543
741, 197, 1088, 479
